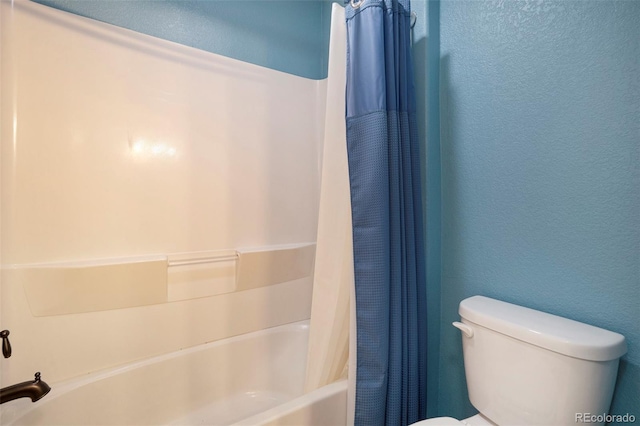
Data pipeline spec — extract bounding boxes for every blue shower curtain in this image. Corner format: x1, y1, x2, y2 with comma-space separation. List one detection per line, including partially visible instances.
345, 0, 427, 425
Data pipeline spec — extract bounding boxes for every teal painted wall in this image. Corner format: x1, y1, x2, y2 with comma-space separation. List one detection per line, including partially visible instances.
438, 0, 639, 422
33, 0, 333, 79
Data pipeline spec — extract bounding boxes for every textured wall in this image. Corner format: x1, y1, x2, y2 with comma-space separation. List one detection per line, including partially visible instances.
439, 0, 639, 421
32, 0, 333, 79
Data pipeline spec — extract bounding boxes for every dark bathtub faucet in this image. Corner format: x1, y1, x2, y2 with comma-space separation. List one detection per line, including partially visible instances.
0, 372, 51, 404
1, 330, 11, 358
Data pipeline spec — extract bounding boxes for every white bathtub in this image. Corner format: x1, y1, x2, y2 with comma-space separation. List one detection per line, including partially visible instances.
0, 321, 347, 425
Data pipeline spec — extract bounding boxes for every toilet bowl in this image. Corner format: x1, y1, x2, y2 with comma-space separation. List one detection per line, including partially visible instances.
412, 296, 627, 426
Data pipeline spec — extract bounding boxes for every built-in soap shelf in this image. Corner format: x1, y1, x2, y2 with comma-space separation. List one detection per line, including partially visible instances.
15, 243, 315, 317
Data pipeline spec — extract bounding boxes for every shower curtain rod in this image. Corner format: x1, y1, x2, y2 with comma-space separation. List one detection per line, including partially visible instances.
348, 1, 417, 28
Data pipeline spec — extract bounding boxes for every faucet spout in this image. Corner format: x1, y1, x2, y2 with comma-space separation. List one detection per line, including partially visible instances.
0, 372, 51, 405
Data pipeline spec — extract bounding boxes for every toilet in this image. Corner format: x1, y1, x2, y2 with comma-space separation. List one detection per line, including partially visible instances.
413, 296, 627, 426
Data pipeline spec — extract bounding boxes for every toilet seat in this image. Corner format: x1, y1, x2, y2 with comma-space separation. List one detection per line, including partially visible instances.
411, 417, 464, 425
412, 414, 496, 426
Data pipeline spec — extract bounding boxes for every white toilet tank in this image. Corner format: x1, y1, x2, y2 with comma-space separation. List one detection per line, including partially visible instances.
457, 296, 627, 426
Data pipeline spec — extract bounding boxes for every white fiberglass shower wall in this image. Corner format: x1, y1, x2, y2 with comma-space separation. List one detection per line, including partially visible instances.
0, 0, 326, 387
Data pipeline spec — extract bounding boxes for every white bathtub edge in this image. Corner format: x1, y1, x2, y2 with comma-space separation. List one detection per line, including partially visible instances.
0, 320, 311, 425
57, 319, 309, 394
231, 379, 348, 426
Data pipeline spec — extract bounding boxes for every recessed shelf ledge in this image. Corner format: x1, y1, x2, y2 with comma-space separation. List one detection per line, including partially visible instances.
4, 243, 316, 316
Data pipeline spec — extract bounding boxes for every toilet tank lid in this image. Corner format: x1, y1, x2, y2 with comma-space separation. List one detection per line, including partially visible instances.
459, 296, 627, 361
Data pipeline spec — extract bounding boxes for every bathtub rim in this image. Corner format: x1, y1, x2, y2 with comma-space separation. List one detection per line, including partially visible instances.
230, 379, 348, 426
0, 319, 310, 425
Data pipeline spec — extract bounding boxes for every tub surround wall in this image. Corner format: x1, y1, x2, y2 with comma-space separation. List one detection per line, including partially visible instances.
0, 1, 324, 384
1, 1, 324, 265
439, 0, 640, 420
